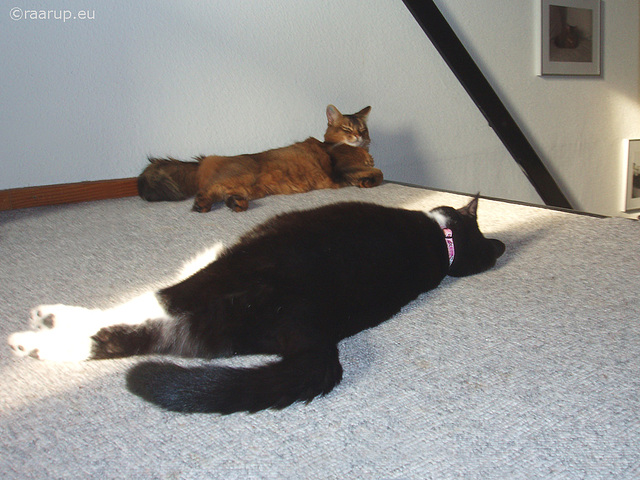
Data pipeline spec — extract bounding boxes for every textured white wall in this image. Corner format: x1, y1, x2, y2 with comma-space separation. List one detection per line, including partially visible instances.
436, 0, 640, 217
1, 1, 639, 216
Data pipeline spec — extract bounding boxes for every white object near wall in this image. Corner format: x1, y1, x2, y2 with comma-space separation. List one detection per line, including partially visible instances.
624, 139, 640, 212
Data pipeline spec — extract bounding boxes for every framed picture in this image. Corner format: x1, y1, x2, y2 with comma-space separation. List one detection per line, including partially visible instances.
538, 0, 601, 76
625, 140, 640, 212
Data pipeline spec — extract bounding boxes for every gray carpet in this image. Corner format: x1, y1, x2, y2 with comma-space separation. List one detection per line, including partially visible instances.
1, 183, 639, 479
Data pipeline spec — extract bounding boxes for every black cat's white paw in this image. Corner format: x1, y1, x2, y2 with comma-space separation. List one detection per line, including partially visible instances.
29, 304, 96, 330
8, 329, 95, 361
7, 331, 40, 358
9, 304, 102, 361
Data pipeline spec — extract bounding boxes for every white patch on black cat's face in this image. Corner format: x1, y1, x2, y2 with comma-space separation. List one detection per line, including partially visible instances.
427, 209, 450, 228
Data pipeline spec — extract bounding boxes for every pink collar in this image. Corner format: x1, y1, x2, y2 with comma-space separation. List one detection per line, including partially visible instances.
442, 228, 455, 266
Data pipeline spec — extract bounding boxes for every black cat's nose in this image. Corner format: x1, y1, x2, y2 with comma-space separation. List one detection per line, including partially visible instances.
490, 239, 506, 258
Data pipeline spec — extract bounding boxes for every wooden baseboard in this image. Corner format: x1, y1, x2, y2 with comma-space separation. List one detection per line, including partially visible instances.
0, 178, 139, 211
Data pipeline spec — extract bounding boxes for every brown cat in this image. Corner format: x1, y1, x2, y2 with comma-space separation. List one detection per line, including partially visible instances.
553, 7, 579, 49
555, 24, 579, 49
137, 105, 383, 213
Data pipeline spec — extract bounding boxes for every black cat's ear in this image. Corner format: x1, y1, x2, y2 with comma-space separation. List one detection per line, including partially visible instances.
459, 194, 480, 218
355, 106, 371, 119
326, 105, 343, 125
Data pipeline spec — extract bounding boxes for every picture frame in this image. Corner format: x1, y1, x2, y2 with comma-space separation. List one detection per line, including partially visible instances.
624, 140, 640, 212
537, 0, 601, 76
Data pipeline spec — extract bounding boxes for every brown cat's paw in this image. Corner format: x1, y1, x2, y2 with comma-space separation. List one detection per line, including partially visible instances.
358, 177, 376, 188
192, 196, 212, 213
225, 195, 249, 212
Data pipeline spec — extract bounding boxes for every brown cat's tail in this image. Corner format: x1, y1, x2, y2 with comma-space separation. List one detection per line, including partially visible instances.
125, 345, 343, 414
137, 157, 201, 202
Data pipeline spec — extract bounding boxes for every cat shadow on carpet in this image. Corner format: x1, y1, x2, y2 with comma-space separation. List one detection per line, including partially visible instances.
337, 333, 376, 391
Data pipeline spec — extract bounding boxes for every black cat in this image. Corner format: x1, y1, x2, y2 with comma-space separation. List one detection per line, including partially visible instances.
8, 196, 505, 414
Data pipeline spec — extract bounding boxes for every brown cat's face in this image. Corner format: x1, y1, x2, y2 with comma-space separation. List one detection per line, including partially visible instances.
324, 105, 371, 150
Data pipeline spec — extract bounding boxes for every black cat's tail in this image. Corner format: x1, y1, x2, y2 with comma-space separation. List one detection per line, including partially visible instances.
125, 346, 343, 414
137, 157, 201, 202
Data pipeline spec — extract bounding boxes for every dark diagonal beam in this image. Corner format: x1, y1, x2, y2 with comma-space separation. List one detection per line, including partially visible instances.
402, 0, 572, 209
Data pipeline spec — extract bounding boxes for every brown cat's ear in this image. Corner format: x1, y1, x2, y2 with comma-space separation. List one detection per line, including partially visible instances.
355, 106, 371, 120
326, 105, 343, 126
